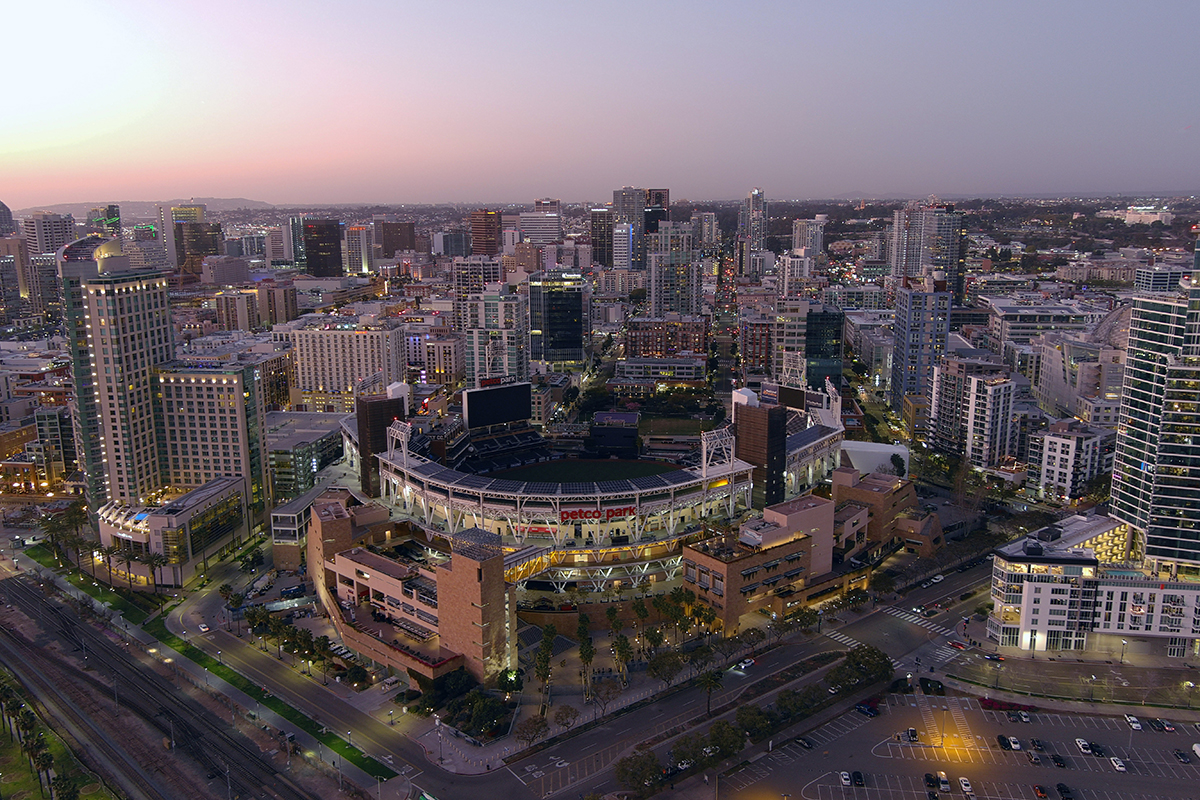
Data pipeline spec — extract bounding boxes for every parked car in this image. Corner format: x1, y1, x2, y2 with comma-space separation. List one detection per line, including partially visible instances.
1147, 718, 1165, 732
1075, 738, 1092, 755
1110, 757, 1126, 772
1124, 714, 1142, 731
1174, 748, 1191, 763
1056, 783, 1073, 800
840, 772, 852, 787
1089, 742, 1105, 757
796, 737, 813, 749
1031, 738, 1044, 751
1027, 752, 1042, 765
997, 734, 1012, 751
1019, 711, 1031, 723
959, 777, 973, 794
1051, 754, 1066, 768
931, 575, 945, 583
925, 773, 938, 788
1158, 719, 1176, 732
1009, 737, 1022, 751
852, 771, 864, 787
855, 703, 878, 717
703, 745, 719, 757
908, 727, 919, 742
1034, 786, 1048, 798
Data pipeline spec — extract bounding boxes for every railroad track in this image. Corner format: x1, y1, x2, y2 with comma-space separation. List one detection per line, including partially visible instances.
0, 573, 320, 800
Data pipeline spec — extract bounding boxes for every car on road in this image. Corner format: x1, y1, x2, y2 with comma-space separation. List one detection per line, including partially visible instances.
997, 734, 1012, 751
840, 771, 852, 786
959, 776, 973, 794
1110, 756, 1126, 772
735, 658, 754, 670
1056, 783, 1073, 800
676, 759, 694, 770
1034, 786, 1048, 799
703, 745, 719, 757
924, 773, 938, 788
1008, 736, 1022, 751
931, 574, 945, 583
1027, 752, 1041, 765
921, 581, 933, 588
828, 685, 841, 694
1031, 738, 1044, 751
948, 641, 967, 650
984, 654, 1005, 661
1158, 719, 1175, 732
796, 737, 813, 749
1019, 711, 1031, 723
198, 623, 210, 633
1124, 714, 1142, 730
1051, 754, 1066, 768
852, 771, 864, 787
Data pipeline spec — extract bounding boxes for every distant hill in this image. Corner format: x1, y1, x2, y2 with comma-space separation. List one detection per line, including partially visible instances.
16, 197, 275, 219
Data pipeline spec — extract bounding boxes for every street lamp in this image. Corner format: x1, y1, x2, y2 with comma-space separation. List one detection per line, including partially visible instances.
1120, 639, 1128, 664
388, 709, 394, 726
347, 729, 353, 748
1184, 681, 1195, 709
217, 650, 222, 665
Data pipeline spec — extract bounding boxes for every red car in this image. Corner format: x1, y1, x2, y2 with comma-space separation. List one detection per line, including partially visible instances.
948, 641, 967, 650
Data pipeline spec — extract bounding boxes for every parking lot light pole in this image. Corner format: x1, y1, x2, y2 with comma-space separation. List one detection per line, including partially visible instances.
1120, 639, 1128, 664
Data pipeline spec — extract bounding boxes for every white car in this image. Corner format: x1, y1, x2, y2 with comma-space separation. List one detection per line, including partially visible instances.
703, 745, 719, 757
959, 776, 973, 794
1110, 756, 1127, 772
198, 623, 210, 633
1008, 736, 1022, 751
736, 658, 755, 670
840, 771, 852, 786
1075, 738, 1092, 754
931, 574, 945, 583
677, 759, 694, 770
1124, 714, 1142, 731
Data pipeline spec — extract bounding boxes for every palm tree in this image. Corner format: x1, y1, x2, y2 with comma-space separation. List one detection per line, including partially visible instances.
100, 545, 121, 587
698, 669, 724, 717
143, 552, 169, 595
38, 514, 67, 566
116, 548, 137, 592
16, 707, 37, 746
62, 500, 91, 575
52, 774, 80, 800
33, 746, 54, 796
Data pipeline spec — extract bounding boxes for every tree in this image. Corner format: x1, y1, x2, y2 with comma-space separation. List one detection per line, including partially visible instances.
790, 607, 819, 632
345, 665, 369, 687
62, 500, 91, 576
576, 613, 591, 644
592, 678, 623, 714
647, 652, 683, 689
845, 588, 870, 611
890, 453, 907, 477
117, 548, 137, 591
687, 644, 714, 677
613, 634, 633, 679
735, 705, 772, 740
0, 682, 18, 741
33, 746, 53, 796
869, 572, 896, 596
672, 732, 706, 766
698, 670, 724, 716
100, 545, 120, 587
578, 637, 596, 684
644, 628, 664, 656
614, 749, 660, 794
514, 714, 549, 747
143, 552, 169, 595
766, 618, 796, 646
497, 669, 523, 695
631, 597, 648, 638
217, 583, 234, 604
706, 720, 745, 758
240, 546, 264, 573
553, 704, 580, 731
605, 605, 620, 636
52, 774, 80, 800
739, 627, 765, 652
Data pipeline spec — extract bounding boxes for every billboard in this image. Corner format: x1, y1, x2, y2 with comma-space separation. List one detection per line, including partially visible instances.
462, 382, 532, 429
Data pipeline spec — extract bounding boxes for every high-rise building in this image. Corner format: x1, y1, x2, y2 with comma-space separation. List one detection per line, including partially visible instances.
288, 216, 306, 270
691, 212, 719, 249
518, 212, 562, 245
889, 203, 967, 303
174, 221, 222, 281
0, 254, 20, 323
283, 318, 405, 412
929, 356, 1008, 455
256, 281, 299, 326
778, 250, 814, 298
343, 224, 374, 274
613, 187, 646, 269
265, 226, 293, 264
1028, 420, 1115, 503
470, 209, 502, 256
24, 212, 76, 256
28, 253, 60, 316
644, 188, 669, 235
0, 200, 14, 236
214, 291, 260, 332
889, 273, 951, 413
462, 284, 529, 388
87, 204, 122, 241
374, 218, 415, 258
648, 222, 701, 317
732, 394, 787, 508
1111, 279, 1200, 573
0, 236, 30, 310
452, 256, 504, 331
171, 204, 206, 223
590, 208, 614, 268
302, 219, 343, 277
625, 315, 709, 359
534, 198, 562, 216
529, 270, 588, 364
612, 223, 634, 270
962, 373, 1017, 468
772, 298, 808, 387
805, 305, 844, 391
792, 215, 826, 255
739, 188, 768, 252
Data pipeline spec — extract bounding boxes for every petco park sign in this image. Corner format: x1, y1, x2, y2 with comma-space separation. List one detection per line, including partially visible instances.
559, 505, 637, 523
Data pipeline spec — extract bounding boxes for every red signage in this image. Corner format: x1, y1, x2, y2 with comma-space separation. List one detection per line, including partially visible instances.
559, 505, 637, 524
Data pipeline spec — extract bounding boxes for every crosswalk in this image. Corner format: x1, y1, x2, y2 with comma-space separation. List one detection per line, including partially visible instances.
881, 605, 955, 637
824, 631, 903, 670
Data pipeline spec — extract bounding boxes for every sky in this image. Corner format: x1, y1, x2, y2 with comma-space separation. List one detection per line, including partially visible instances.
3, 0, 1199, 209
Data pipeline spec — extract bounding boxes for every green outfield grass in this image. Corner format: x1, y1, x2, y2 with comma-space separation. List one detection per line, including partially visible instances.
487, 459, 678, 482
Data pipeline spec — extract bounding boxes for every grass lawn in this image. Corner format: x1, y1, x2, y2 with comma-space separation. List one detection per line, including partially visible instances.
23, 546, 164, 625
487, 459, 679, 482
638, 417, 709, 436
142, 618, 394, 780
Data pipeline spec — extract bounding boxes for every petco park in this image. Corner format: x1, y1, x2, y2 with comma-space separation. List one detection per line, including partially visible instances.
377, 422, 756, 590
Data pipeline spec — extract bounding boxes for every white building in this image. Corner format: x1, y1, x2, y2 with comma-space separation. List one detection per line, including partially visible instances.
283, 317, 405, 411
963, 373, 1017, 469
462, 285, 529, 388
1027, 419, 1115, 502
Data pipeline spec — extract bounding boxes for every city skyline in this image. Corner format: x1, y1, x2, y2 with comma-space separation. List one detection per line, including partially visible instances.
4, 0, 1199, 210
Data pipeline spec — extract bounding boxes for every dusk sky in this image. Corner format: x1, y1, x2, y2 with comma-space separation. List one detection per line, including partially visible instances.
4, 0, 1199, 209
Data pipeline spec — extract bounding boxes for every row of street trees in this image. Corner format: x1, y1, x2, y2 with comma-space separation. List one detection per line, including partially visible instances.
38, 501, 171, 594
0, 680, 81, 799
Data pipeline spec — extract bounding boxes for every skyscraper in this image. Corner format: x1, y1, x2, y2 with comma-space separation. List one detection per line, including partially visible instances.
288, 216, 307, 269
302, 219, 343, 277
613, 187, 646, 269
648, 222, 700, 316
87, 204, 122, 241
529, 270, 588, 364
613, 223, 634, 271
0, 200, 14, 236
343, 224, 374, 274
374, 218, 416, 258
174, 221, 223, 282
691, 212, 719, 248
462, 284, 529, 388
889, 273, 951, 413
739, 188, 768, 251
470, 209, 501, 256
1111, 279, 1200, 573
644, 189, 669, 234
590, 208, 614, 268
24, 212, 77, 256
792, 215, 826, 255
518, 212, 562, 244
889, 203, 967, 303
452, 255, 504, 330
